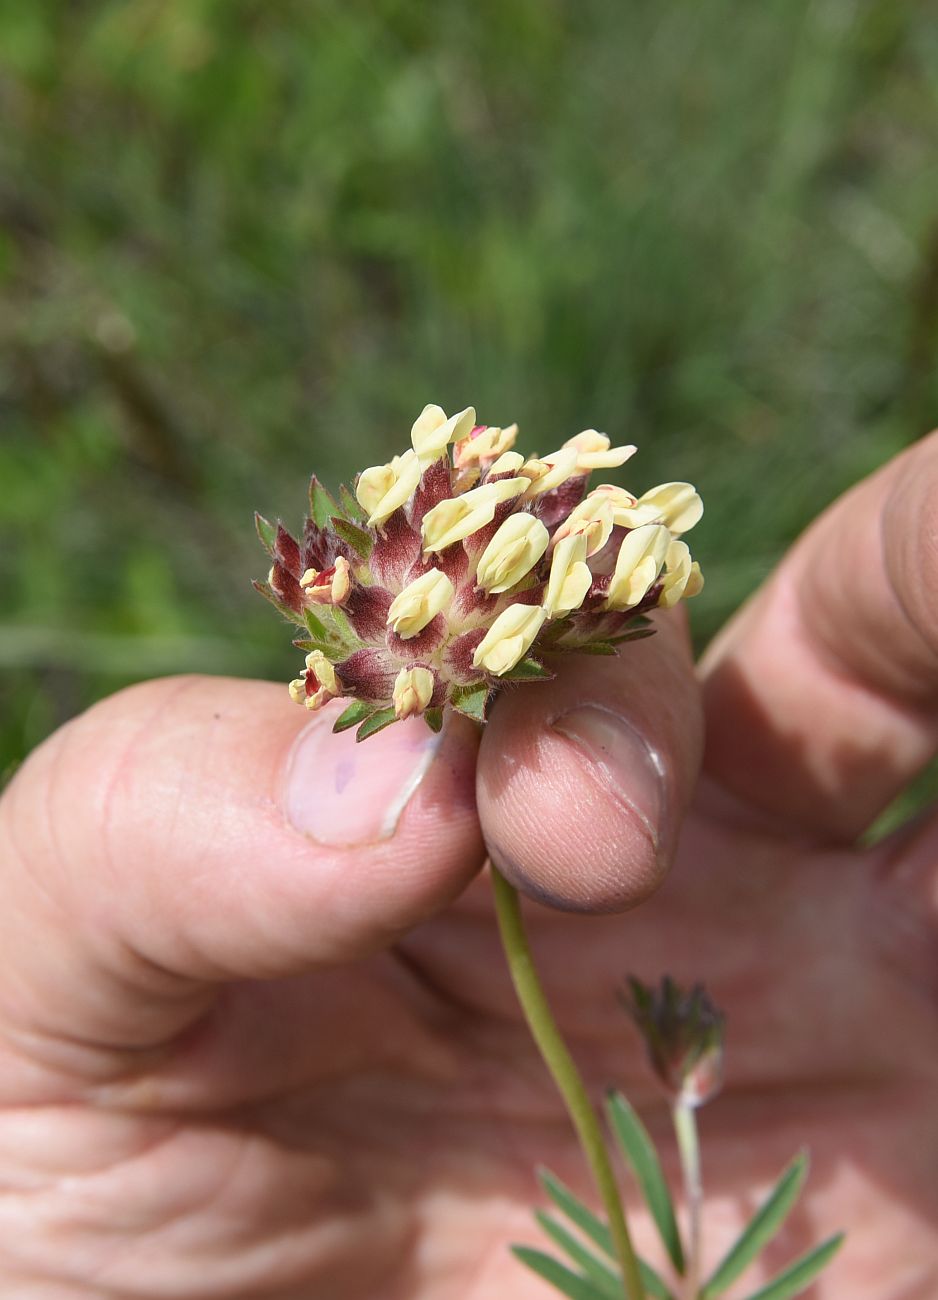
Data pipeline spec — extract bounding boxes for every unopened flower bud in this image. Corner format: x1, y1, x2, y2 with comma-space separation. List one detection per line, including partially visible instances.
563, 429, 637, 473
421, 478, 528, 553
392, 665, 435, 719
543, 532, 593, 618
637, 481, 703, 535
387, 568, 454, 639
454, 422, 519, 469
299, 555, 352, 606
658, 540, 704, 609
288, 650, 341, 711
410, 404, 476, 465
606, 523, 670, 609
472, 603, 547, 676
621, 975, 724, 1108
475, 513, 550, 593
520, 448, 579, 499
356, 450, 421, 526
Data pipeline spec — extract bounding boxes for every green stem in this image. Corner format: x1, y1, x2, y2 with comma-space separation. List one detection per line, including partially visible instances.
490, 864, 645, 1300
672, 1100, 702, 1300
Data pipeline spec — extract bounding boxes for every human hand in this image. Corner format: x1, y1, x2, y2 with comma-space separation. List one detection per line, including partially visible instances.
1, 437, 936, 1298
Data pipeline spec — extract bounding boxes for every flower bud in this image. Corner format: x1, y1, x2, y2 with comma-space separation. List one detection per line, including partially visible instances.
410, 404, 476, 465
658, 540, 704, 608
421, 478, 528, 553
605, 523, 670, 609
621, 975, 724, 1108
472, 603, 547, 676
550, 495, 615, 557
475, 513, 550, 594
356, 449, 421, 526
288, 650, 341, 711
487, 451, 526, 476
392, 665, 435, 719
386, 568, 454, 639
543, 532, 593, 618
520, 447, 579, 499
299, 555, 351, 606
454, 423, 518, 469
563, 429, 637, 473
637, 481, 703, 535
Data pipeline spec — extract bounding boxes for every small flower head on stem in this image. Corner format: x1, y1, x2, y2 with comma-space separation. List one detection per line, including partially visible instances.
621, 975, 725, 1108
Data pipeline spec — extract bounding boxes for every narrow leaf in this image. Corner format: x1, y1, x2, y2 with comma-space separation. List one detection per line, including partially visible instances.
332, 516, 373, 560
255, 512, 277, 555
309, 475, 340, 529
451, 681, 490, 721
741, 1234, 844, 1300
423, 707, 444, 733
356, 707, 398, 742
332, 701, 375, 734
538, 1169, 676, 1300
535, 1212, 624, 1299
511, 1247, 607, 1300
340, 483, 367, 522
565, 641, 618, 656
501, 656, 554, 681
703, 1154, 809, 1297
607, 1092, 685, 1276
608, 628, 657, 644
304, 609, 329, 641
292, 638, 334, 656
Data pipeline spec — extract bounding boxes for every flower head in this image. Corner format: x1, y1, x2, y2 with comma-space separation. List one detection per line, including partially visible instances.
256, 403, 704, 741
621, 975, 725, 1107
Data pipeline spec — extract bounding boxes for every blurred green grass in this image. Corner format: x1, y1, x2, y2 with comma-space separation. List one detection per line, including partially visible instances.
2, 0, 937, 781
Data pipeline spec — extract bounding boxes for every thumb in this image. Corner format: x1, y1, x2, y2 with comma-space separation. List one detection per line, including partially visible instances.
0, 676, 482, 1081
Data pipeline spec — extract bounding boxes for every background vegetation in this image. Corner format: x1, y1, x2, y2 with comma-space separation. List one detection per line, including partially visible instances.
2, 0, 937, 787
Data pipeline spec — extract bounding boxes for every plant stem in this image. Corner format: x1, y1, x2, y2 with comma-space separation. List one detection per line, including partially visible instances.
490, 864, 645, 1300
672, 1099, 702, 1300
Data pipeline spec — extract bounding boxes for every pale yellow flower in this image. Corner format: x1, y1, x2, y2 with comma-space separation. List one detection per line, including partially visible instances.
475, 513, 550, 593
520, 447, 579, 498
543, 532, 593, 618
410, 404, 476, 465
487, 451, 526, 476
550, 495, 615, 557
454, 423, 518, 468
299, 555, 351, 605
563, 429, 637, 473
288, 651, 341, 710
637, 482, 703, 535
658, 540, 705, 608
606, 523, 671, 609
421, 478, 528, 553
356, 449, 421, 526
472, 603, 547, 676
392, 665, 435, 719
386, 568, 455, 638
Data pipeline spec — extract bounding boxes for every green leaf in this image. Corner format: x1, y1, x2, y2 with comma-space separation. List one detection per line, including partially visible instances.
423, 707, 444, 733
538, 1169, 676, 1300
607, 1092, 685, 1276
356, 707, 398, 741
511, 1247, 607, 1300
304, 608, 329, 640
332, 701, 374, 733
309, 475, 340, 529
292, 638, 334, 656
450, 680, 490, 721
741, 1234, 844, 1300
501, 655, 553, 680
608, 627, 657, 644
332, 515, 373, 559
703, 1153, 809, 1297
340, 483, 367, 522
535, 1213, 624, 1299
254, 511, 277, 555
568, 641, 618, 655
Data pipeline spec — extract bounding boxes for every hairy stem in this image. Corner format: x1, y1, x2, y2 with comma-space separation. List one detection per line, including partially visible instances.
490, 864, 645, 1300
673, 1099, 702, 1300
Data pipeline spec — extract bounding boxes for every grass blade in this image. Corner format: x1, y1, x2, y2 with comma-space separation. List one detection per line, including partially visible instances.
536, 1212, 622, 1298
607, 1092, 685, 1276
703, 1153, 808, 1297
511, 1246, 608, 1300
538, 1169, 676, 1300
741, 1234, 844, 1300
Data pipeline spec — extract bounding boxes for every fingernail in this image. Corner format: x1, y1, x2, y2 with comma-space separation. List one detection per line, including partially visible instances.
286, 705, 443, 846
551, 704, 667, 854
